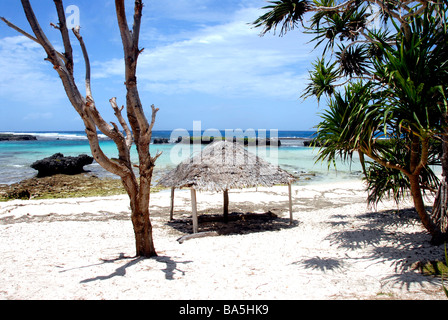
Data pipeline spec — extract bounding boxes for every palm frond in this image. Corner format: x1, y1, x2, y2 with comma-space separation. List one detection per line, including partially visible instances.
301, 57, 339, 101
252, 0, 311, 36
314, 81, 380, 168
307, 2, 369, 53
336, 43, 371, 77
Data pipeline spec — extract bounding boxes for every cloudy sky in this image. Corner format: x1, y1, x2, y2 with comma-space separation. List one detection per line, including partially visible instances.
0, 0, 322, 131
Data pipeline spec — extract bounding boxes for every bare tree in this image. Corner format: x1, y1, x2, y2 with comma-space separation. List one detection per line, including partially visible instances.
2, 0, 160, 257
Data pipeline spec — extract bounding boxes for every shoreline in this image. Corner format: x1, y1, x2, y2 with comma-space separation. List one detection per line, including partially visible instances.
0, 179, 446, 300
0, 174, 128, 201
0, 168, 345, 201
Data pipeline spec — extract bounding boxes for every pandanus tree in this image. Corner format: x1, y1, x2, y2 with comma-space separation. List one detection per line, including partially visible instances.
2, 0, 160, 257
253, 0, 448, 244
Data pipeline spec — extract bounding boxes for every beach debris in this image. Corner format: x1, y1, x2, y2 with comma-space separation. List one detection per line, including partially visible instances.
176, 231, 220, 244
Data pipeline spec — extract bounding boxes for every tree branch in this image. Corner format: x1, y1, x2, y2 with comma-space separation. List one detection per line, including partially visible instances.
72, 24, 130, 160
115, 0, 132, 53
84, 125, 131, 177
72, 26, 92, 98
115, 0, 150, 144
53, 0, 74, 75
132, 0, 143, 49
374, 0, 405, 24
150, 150, 163, 167
413, 136, 430, 176
20, 0, 64, 67
149, 104, 159, 136
362, 147, 411, 177
1, 16, 68, 64
311, 0, 358, 12
110, 97, 133, 148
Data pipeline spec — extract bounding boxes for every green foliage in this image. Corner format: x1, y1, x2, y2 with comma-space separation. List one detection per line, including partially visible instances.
252, 0, 310, 36
309, 1, 369, 54
314, 81, 378, 167
371, 9, 448, 136
336, 44, 371, 77
364, 138, 441, 207
254, 1, 448, 213
301, 58, 338, 101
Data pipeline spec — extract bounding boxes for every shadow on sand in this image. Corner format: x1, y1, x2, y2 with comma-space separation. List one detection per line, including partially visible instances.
61, 253, 193, 283
167, 210, 298, 236
295, 207, 445, 291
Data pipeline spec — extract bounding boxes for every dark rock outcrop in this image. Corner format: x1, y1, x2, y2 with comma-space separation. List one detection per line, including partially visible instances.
0, 134, 37, 141
153, 138, 170, 144
303, 138, 329, 147
31, 153, 94, 177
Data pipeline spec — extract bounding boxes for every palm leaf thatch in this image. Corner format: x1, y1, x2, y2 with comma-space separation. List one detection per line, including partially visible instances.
157, 140, 295, 192
158, 140, 296, 233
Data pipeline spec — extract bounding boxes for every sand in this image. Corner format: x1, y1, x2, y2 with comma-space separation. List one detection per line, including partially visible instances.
0, 179, 446, 300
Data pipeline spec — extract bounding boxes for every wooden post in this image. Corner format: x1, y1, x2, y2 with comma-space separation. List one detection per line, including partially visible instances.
191, 188, 198, 233
223, 189, 229, 223
288, 183, 293, 224
169, 187, 175, 221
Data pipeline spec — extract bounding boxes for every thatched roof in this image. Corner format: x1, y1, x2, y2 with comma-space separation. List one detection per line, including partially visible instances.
157, 140, 295, 192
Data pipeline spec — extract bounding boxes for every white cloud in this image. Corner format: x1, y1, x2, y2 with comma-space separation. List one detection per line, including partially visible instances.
92, 6, 316, 100
0, 36, 66, 107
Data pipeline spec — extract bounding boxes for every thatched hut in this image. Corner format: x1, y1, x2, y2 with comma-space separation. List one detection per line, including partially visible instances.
157, 140, 295, 233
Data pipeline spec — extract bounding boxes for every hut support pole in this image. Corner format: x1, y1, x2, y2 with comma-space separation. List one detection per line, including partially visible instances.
170, 187, 175, 221
190, 188, 199, 233
223, 189, 229, 223
288, 183, 293, 224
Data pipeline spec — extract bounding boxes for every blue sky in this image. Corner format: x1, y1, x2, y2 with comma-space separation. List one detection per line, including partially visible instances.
0, 0, 323, 131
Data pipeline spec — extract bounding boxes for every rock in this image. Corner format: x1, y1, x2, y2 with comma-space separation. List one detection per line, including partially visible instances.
0, 134, 37, 141
31, 153, 94, 177
153, 138, 170, 144
303, 138, 328, 147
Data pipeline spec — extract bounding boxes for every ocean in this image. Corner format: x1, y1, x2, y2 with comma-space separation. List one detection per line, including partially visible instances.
0, 130, 364, 185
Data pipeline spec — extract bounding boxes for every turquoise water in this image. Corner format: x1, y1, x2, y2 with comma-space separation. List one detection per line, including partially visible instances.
0, 131, 364, 185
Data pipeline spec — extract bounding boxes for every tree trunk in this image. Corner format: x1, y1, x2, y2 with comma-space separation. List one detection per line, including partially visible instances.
430, 128, 448, 245
432, 179, 448, 244
122, 174, 157, 258
131, 202, 157, 257
409, 174, 441, 241
405, 132, 446, 243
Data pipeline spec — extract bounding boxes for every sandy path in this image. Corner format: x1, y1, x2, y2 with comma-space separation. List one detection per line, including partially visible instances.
0, 180, 445, 300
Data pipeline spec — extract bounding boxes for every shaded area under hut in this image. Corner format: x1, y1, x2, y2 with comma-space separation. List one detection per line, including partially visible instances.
157, 140, 296, 233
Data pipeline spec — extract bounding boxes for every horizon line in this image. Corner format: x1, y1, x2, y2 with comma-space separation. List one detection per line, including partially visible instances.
1, 129, 317, 132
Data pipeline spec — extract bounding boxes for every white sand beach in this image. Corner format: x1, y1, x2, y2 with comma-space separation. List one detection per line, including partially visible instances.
0, 179, 446, 300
